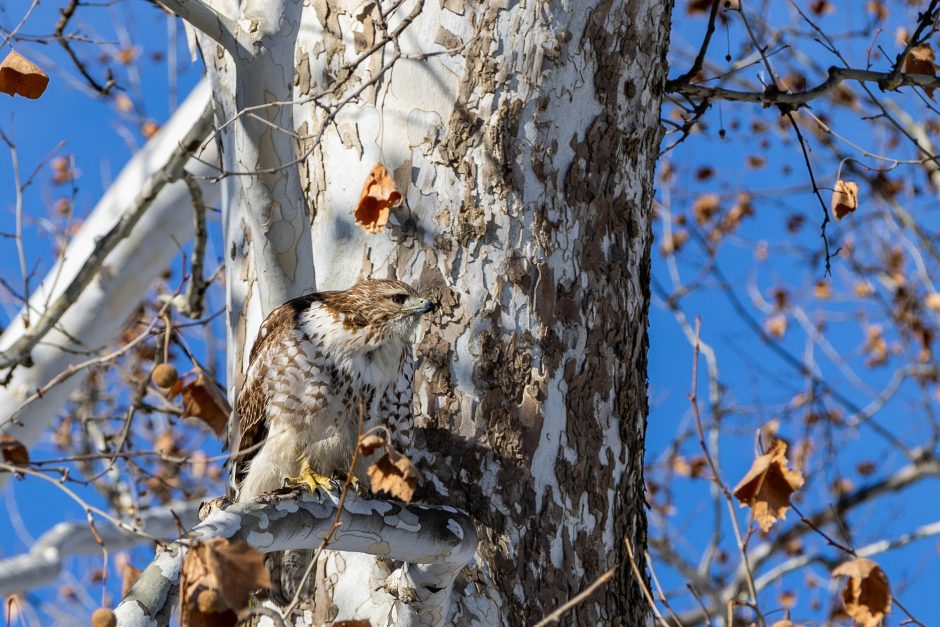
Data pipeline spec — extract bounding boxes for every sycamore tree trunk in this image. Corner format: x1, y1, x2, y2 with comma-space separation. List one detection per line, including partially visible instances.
171, 0, 671, 624
294, 1, 670, 623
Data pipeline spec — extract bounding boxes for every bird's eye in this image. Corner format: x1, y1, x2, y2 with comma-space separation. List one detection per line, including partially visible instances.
391, 294, 408, 305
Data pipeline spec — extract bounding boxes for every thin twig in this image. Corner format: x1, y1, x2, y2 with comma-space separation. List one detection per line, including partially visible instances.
532, 568, 616, 627
688, 318, 762, 623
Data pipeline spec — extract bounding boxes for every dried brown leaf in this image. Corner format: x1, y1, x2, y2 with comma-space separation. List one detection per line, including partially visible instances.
686, 0, 713, 15
332, 622, 372, 627
693, 193, 720, 225
182, 538, 270, 627
810, 0, 833, 15
832, 558, 891, 627
732, 439, 804, 532
367, 447, 419, 502
905, 44, 937, 99
354, 163, 402, 233
867, 0, 887, 21
831, 179, 858, 220
854, 281, 875, 298
660, 230, 689, 256
359, 434, 386, 457
0, 435, 28, 465
140, 120, 160, 139
182, 373, 231, 436
0, 51, 49, 99
765, 314, 787, 339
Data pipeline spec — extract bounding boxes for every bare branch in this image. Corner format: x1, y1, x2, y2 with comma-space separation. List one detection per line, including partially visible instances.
0, 501, 200, 597
0, 95, 214, 374
668, 66, 940, 108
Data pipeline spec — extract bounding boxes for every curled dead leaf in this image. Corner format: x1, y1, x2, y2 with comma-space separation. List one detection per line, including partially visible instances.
359, 434, 386, 457
831, 179, 858, 220
0, 51, 49, 99
660, 230, 689, 256
181, 373, 231, 437
0, 435, 29, 466
693, 193, 720, 225
367, 446, 420, 502
354, 163, 402, 233
181, 538, 270, 627
332, 621, 372, 627
832, 558, 891, 627
905, 44, 937, 98
732, 439, 804, 532
686, 0, 713, 14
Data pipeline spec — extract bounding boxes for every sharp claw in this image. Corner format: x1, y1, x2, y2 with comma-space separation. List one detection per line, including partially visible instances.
285, 461, 336, 493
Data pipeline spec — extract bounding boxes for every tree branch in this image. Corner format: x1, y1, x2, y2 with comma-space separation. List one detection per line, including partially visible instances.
668, 66, 940, 109
0, 501, 200, 597
150, 0, 239, 56
0, 90, 214, 374
0, 80, 218, 490
114, 490, 478, 627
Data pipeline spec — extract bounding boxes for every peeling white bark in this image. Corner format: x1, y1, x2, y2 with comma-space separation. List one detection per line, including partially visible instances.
0, 81, 219, 487
114, 490, 477, 626
0, 501, 201, 597
180, 0, 316, 402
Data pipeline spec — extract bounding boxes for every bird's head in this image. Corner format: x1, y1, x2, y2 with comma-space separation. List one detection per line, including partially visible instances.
321, 279, 436, 342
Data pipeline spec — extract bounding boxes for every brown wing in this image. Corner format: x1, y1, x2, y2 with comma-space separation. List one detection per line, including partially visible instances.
231, 293, 321, 485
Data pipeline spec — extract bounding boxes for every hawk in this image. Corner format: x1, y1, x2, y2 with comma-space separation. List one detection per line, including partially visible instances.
233, 279, 434, 502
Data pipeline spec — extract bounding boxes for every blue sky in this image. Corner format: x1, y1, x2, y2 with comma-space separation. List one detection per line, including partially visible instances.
1, 1, 938, 624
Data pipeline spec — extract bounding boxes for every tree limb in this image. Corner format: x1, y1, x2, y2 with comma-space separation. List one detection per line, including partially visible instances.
114, 490, 478, 627
150, 0, 240, 56
0, 501, 200, 597
668, 66, 940, 109
0, 88, 214, 374
0, 80, 218, 490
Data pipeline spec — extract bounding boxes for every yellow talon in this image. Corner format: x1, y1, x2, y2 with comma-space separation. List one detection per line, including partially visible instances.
286, 460, 335, 493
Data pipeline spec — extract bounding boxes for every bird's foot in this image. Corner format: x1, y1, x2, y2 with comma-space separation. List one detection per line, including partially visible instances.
348, 474, 370, 496
286, 464, 336, 494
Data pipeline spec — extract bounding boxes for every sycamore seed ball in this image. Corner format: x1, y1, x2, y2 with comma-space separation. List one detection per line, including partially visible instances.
91, 608, 117, 627
151, 363, 179, 388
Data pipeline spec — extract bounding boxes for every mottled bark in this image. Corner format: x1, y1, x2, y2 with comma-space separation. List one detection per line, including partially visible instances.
293, 0, 671, 624
187, 0, 316, 401
114, 490, 476, 626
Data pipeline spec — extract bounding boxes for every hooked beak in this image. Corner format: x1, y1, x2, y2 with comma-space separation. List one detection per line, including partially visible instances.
408, 298, 436, 315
